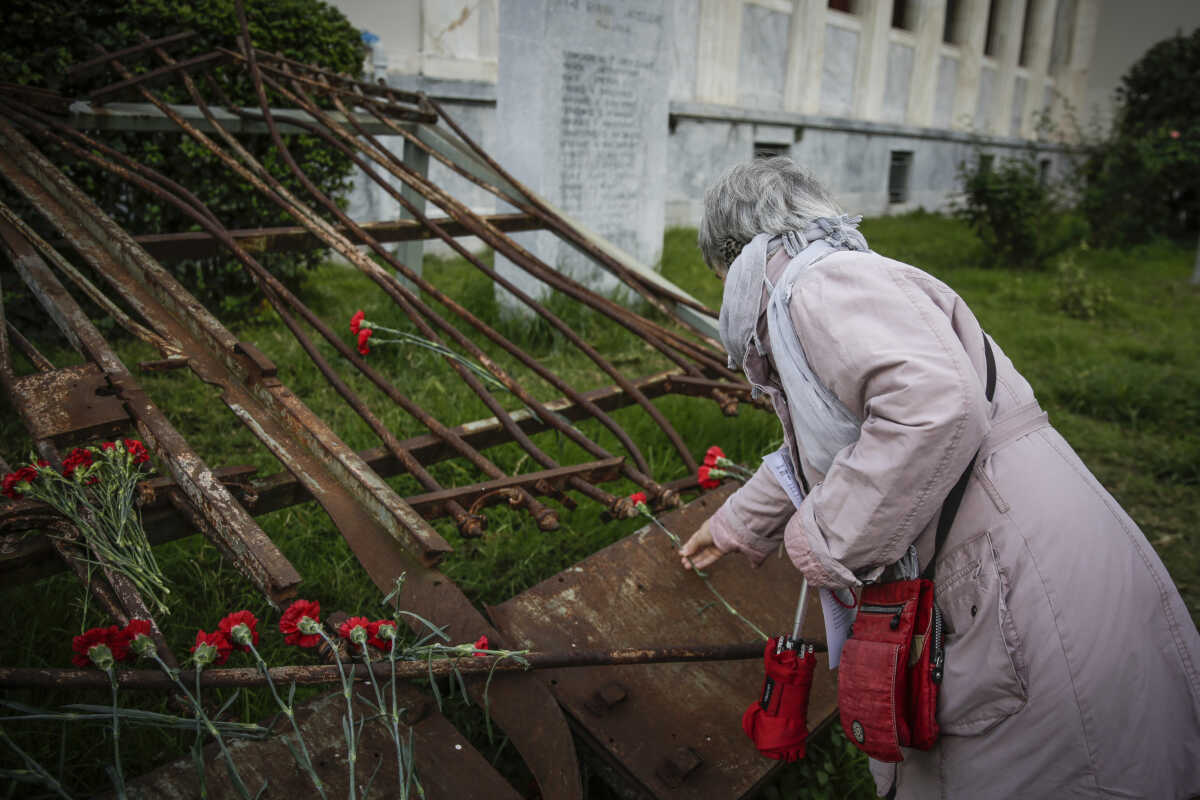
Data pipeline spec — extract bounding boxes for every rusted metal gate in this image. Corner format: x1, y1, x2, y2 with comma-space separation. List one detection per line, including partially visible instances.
0, 19, 834, 800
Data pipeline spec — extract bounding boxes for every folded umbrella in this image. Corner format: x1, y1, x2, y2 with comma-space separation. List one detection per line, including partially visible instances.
742, 577, 815, 762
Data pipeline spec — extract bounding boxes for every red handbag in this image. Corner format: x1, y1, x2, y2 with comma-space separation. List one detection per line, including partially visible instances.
837, 334, 995, 763
837, 578, 943, 761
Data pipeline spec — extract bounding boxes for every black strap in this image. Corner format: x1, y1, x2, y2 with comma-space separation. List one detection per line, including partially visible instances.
920, 333, 996, 581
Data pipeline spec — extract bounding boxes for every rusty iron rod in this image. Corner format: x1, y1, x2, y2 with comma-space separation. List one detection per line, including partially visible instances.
153, 55, 644, 512
369, 102, 739, 382
14, 94, 557, 534
0, 641, 809, 691
88, 51, 231, 102
67, 31, 197, 80
423, 92, 721, 321
241, 70, 696, 487
213, 82, 663, 482
125, 213, 543, 262
0, 139, 310, 603
11, 71, 455, 567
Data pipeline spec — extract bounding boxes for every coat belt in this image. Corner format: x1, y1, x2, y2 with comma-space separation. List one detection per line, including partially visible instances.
979, 401, 1050, 459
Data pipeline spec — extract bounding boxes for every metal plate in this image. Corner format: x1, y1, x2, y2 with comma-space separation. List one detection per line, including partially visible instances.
128, 684, 523, 799
488, 485, 839, 800
11, 363, 129, 445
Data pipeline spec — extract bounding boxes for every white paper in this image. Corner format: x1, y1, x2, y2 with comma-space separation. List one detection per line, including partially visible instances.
764, 448, 857, 668
819, 588, 856, 668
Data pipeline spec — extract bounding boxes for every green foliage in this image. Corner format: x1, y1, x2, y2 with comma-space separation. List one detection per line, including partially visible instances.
0, 0, 365, 317
1051, 252, 1114, 320
954, 152, 1086, 270
1078, 27, 1200, 245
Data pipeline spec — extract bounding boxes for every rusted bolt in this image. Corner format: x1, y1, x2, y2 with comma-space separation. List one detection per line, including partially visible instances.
584, 681, 628, 716
655, 746, 702, 788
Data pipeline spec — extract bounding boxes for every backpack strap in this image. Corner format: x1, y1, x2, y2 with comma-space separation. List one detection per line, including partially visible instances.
921, 332, 996, 581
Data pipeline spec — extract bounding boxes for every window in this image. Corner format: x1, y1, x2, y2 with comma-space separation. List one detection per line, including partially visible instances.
943, 0, 960, 44
979, 153, 995, 172
983, 0, 999, 56
828, 0, 856, 14
888, 151, 913, 205
891, 0, 912, 30
1038, 158, 1052, 185
1018, 0, 1035, 66
754, 142, 790, 159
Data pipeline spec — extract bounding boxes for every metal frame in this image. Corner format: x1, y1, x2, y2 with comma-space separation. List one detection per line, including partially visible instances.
0, 21, 772, 799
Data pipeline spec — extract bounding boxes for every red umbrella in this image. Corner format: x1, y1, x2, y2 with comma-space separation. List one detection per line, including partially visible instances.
742, 577, 815, 762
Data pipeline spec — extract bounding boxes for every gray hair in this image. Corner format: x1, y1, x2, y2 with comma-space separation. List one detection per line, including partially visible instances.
698, 157, 844, 275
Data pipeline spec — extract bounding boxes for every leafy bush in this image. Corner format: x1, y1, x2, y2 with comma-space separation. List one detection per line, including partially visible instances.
954, 153, 1086, 270
1078, 27, 1200, 246
0, 0, 365, 316
1051, 253, 1113, 320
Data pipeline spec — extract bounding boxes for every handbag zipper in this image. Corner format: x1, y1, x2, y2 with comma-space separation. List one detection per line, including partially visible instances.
859, 602, 906, 630
931, 604, 945, 684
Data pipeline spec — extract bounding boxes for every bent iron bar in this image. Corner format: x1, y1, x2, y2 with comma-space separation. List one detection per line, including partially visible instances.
0, 641, 815, 691
140, 40, 670, 512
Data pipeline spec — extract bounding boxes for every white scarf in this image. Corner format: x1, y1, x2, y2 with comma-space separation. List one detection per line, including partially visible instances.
718, 216, 868, 473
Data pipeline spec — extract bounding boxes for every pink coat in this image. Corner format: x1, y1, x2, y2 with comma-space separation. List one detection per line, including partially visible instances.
709, 246, 1200, 798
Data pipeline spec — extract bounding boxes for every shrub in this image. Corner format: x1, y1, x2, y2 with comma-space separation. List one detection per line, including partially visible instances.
954, 153, 1085, 270
1078, 27, 1200, 246
0, 0, 365, 317
1051, 252, 1113, 321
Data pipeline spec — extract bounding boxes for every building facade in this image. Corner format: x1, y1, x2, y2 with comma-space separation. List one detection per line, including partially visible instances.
328, 0, 1196, 239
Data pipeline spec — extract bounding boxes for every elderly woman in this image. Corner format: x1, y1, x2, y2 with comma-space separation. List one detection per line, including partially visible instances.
680, 157, 1200, 799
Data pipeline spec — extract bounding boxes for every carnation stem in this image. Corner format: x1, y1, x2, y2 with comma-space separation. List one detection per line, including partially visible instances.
150, 653, 251, 799
641, 510, 769, 641
316, 629, 357, 800
247, 641, 326, 799
106, 667, 127, 799
0, 727, 73, 800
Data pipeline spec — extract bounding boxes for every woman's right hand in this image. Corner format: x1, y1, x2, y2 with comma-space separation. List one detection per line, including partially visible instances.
679, 519, 726, 570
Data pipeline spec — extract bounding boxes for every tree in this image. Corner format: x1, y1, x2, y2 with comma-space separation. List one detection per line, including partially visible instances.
0, 0, 366, 316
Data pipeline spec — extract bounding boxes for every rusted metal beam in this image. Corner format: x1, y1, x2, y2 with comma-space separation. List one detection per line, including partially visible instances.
0, 200, 304, 607
403, 457, 624, 518
125, 213, 542, 261
9, 363, 131, 446
0, 115, 453, 568
0, 641, 785, 690
88, 51, 231, 102
67, 31, 197, 80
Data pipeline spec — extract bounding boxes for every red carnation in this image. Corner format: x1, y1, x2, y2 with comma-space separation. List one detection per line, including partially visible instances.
218, 610, 259, 651
100, 441, 117, 451
71, 625, 129, 668
473, 635, 489, 657
123, 439, 149, 465
62, 447, 95, 480
192, 629, 233, 666
338, 615, 372, 645
367, 619, 398, 652
703, 445, 725, 468
2, 465, 40, 500
350, 310, 366, 335
280, 599, 322, 648
629, 491, 648, 507
1170, 129, 1181, 139
698, 465, 721, 490
357, 328, 373, 356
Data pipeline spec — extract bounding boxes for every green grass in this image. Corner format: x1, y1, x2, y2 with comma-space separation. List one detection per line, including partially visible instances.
2, 213, 1197, 798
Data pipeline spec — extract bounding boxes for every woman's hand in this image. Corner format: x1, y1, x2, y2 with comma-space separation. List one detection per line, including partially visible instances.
679, 519, 726, 570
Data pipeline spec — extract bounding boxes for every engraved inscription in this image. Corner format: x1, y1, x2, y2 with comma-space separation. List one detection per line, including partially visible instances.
559, 49, 653, 251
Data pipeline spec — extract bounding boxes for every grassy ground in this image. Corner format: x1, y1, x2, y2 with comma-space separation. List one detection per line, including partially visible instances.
1, 212, 1197, 798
